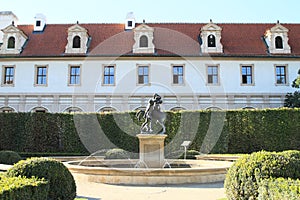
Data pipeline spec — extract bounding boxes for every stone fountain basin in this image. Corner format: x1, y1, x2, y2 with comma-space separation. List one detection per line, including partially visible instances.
65, 159, 232, 185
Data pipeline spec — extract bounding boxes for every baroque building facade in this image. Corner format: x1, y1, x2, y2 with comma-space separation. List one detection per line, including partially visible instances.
0, 11, 299, 113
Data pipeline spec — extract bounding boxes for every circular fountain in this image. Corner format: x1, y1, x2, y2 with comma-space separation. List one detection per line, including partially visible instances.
65, 94, 232, 185
65, 134, 232, 185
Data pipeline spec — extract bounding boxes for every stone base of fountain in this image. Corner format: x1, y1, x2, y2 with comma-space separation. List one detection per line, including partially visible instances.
136, 134, 167, 168
65, 159, 232, 185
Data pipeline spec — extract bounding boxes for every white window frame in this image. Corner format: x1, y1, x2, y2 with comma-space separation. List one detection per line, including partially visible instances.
206, 64, 220, 86
172, 64, 185, 85
274, 64, 289, 86
68, 65, 81, 86
102, 65, 116, 86
34, 65, 48, 87
137, 64, 150, 85
240, 64, 255, 86
1, 65, 15, 87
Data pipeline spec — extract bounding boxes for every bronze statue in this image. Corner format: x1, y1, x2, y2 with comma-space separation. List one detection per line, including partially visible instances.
136, 94, 166, 134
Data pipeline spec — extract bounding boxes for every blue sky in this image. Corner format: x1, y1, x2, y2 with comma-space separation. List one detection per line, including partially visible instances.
2, 0, 300, 24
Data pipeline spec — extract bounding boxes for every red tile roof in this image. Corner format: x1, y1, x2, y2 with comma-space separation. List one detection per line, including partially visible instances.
10, 23, 300, 57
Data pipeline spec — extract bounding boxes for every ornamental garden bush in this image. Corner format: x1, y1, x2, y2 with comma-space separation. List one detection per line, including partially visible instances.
0, 150, 22, 165
258, 177, 300, 200
0, 174, 49, 200
105, 148, 130, 159
6, 157, 76, 200
224, 150, 300, 200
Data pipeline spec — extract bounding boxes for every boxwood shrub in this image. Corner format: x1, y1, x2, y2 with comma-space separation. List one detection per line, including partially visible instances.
258, 177, 300, 200
0, 175, 49, 200
6, 157, 76, 200
0, 150, 22, 165
224, 150, 300, 200
105, 148, 130, 159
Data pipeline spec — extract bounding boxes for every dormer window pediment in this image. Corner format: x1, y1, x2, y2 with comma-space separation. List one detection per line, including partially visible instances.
65, 24, 89, 54
0, 24, 28, 55
133, 23, 155, 54
264, 22, 291, 54
200, 20, 223, 54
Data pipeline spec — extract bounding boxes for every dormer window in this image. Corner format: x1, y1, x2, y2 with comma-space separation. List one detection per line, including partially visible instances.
36, 20, 41, 27
275, 36, 283, 49
0, 24, 27, 55
72, 36, 81, 48
127, 21, 133, 28
34, 14, 46, 32
200, 20, 223, 54
139, 35, 148, 47
125, 12, 136, 30
7, 36, 15, 49
264, 21, 291, 54
208, 34, 216, 47
65, 23, 89, 54
133, 23, 155, 54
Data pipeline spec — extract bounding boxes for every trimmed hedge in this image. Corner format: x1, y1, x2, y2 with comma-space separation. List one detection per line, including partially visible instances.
258, 177, 300, 200
224, 150, 300, 200
0, 108, 299, 155
0, 151, 22, 165
0, 175, 49, 200
7, 157, 76, 200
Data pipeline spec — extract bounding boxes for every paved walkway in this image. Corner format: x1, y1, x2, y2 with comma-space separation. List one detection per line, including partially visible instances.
75, 178, 227, 200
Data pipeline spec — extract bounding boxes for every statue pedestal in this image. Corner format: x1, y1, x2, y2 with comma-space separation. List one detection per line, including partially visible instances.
137, 134, 167, 168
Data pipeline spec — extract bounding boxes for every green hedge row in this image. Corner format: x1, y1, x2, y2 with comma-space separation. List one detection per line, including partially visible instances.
0, 108, 299, 155
258, 177, 300, 200
0, 175, 49, 200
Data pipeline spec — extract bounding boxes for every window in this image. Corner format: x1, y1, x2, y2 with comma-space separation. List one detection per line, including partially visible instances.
275, 65, 287, 84
173, 65, 184, 84
208, 34, 216, 47
7, 37, 15, 49
31, 107, 48, 113
241, 65, 253, 85
64, 107, 83, 113
0, 107, 14, 113
36, 20, 41, 27
35, 66, 47, 85
69, 66, 81, 85
138, 66, 149, 84
127, 21, 133, 27
99, 107, 116, 113
72, 36, 81, 48
103, 65, 115, 85
3, 66, 15, 85
140, 35, 148, 47
207, 65, 219, 84
275, 36, 283, 49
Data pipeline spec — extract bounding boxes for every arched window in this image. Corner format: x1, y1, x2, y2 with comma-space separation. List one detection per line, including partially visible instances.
31, 107, 48, 113
207, 34, 216, 47
139, 35, 148, 47
275, 36, 283, 49
7, 37, 15, 49
99, 107, 116, 113
72, 36, 81, 48
0, 106, 15, 113
206, 106, 222, 111
64, 107, 83, 113
170, 107, 186, 112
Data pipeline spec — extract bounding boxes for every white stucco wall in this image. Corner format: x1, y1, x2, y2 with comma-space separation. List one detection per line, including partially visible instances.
0, 57, 298, 112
